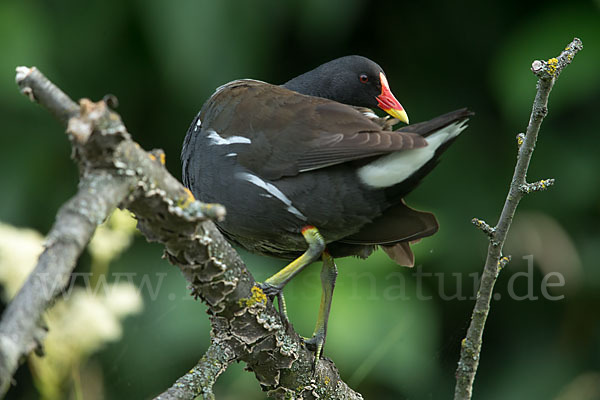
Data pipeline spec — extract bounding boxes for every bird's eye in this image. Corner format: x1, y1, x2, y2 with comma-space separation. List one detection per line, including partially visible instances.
359, 74, 369, 83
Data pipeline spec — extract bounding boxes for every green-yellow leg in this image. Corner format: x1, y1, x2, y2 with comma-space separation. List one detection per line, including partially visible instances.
259, 226, 325, 323
304, 251, 338, 368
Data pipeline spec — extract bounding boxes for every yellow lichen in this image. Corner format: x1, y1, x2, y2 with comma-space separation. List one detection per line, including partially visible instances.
517, 135, 524, 147
238, 285, 267, 308
176, 187, 196, 208
547, 58, 558, 76
497, 256, 510, 270
149, 153, 166, 165
184, 187, 195, 200
324, 376, 331, 385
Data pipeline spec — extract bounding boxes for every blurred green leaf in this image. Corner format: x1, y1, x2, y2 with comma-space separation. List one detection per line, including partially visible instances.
0, 1, 50, 107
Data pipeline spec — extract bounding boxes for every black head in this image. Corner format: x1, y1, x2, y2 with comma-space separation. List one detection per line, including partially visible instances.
283, 55, 408, 123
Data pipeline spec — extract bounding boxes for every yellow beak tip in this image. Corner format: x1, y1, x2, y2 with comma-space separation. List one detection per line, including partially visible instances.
387, 108, 409, 124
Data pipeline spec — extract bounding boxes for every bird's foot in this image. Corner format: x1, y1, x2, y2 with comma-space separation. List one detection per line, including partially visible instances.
302, 331, 325, 371
257, 282, 289, 326
257, 281, 281, 297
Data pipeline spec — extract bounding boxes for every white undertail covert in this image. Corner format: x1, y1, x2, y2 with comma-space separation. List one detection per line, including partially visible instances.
357, 120, 468, 188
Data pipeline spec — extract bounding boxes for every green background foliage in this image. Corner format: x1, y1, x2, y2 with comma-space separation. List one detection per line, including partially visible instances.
1, 0, 599, 398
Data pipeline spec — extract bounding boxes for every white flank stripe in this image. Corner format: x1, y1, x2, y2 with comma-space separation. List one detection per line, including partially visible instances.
225, 152, 237, 157
207, 129, 251, 145
236, 172, 307, 220
358, 121, 468, 188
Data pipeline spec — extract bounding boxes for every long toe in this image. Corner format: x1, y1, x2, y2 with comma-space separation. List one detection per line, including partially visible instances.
303, 332, 325, 368
257, 282, 290, 326
275, 292, 290, 327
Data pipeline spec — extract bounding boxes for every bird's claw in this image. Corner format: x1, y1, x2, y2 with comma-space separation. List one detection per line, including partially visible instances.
257, 281, 282, 297
302, 333, 325, 371
257, 282, 290, 326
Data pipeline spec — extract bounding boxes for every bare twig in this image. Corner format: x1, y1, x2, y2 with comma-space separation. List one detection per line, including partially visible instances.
0, 66, 362, 399
471, 218, 496, 240
454, 37, 583, 400
0, 172, 132, 395
15, 66, 79, 125
520, 178, 555, 194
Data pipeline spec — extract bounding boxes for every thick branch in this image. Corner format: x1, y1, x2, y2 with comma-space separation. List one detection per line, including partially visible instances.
1, 66, 362, 399
453, 38, 582, 400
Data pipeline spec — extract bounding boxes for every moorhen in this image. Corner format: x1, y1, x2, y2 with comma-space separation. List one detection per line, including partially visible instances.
181, 55, 472, 363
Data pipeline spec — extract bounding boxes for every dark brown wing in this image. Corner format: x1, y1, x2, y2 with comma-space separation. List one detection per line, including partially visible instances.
200, 80, 428, 180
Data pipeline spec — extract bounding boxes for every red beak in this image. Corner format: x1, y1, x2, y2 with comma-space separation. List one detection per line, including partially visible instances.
376, 72, 409, 124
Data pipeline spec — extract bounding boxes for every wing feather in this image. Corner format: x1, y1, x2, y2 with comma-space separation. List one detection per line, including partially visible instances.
199, 80, 428, 180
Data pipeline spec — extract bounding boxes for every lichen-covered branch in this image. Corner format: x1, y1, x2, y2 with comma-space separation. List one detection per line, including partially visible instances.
453, 37, 583, 400
0, 66, 362, 399
154, 340, 236, 400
